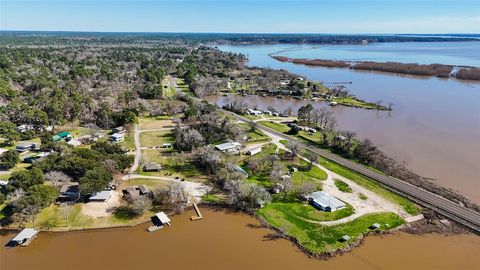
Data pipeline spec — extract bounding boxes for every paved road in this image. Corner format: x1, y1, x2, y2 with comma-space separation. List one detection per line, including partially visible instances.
226, 111, 480, 233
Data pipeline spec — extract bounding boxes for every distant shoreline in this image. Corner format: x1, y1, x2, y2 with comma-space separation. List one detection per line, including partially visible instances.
270, 55, 480, 81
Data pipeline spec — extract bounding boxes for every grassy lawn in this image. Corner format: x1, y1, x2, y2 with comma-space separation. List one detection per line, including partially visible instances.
141, 150, 204, 179
139, 130, 174, 147
262, 201, 354, 222
334, 179, 353, 193
28, 204, 154, 230
291, 159, 328, 185
175, 78, 194, 96
258, 121, 290, 133
119, 131, 135, 150
138, 116, 174, 130
123, 177, 171, 189
258, 208, 405, 254
247, 130, 271, 143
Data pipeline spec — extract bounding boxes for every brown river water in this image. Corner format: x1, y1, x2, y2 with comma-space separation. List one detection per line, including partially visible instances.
1, 209, 479, 270
210, 44, 480, 203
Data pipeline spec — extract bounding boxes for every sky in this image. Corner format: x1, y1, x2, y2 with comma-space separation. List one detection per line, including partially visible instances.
1, 0, 479, 33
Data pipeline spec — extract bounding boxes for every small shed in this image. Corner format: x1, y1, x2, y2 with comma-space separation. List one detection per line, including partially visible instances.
162, 143, 172, 148
11, 228, 38, 246
143, 162, 162, 172
246, 147, 261, 156
340, 235, 351, 242
369, 223, 381, 230
89, 190, 113, 202
112, 126, 125, 134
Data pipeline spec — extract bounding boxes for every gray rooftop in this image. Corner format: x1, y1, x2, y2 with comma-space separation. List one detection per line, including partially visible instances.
308, 191, 346, 210
215, 142, 241, 151
89, 190, 113, 201
12, 228, 38, 242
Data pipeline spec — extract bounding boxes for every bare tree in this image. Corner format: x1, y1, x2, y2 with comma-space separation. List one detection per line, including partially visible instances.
286, 141, 300, 159
44, 171, 72, 188
303, 151, 318, 170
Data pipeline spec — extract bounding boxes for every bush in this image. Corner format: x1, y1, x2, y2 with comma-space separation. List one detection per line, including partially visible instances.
0, 150, 20, 169
113, 206, 142, 220
334, 179, 352, 193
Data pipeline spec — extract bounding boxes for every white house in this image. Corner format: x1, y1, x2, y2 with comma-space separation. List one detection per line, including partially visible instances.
247, 109, 263, 116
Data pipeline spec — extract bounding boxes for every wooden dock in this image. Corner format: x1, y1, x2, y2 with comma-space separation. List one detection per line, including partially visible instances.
147, 225, 164, 232
190, 203, 203, 221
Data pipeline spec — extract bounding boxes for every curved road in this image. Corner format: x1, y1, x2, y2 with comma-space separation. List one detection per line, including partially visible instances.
226, 111, 480, 233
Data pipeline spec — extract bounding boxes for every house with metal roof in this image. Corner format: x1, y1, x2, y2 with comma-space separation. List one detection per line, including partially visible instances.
307, 191, 346, 212
215, 141, 242, 154
89, 190, 114, 202
109, 133, 125, 143
142, 162, 162, 172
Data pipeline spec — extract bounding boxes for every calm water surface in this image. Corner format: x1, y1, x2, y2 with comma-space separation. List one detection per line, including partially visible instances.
273, 42, 480, 66
2, 209, 479, 270
214, 44, 480, 203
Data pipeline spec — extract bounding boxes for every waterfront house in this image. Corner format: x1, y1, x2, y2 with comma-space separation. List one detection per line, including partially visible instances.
143, 162, 162, 172
109, 133, 125, 143
307, 191, 346, 212
123, 185, 151, 200
10, 228, 38, 247
57, 182, 80, 202
246, 147, 262, 156
89, 190, 114, 202
247, 109, 263, 116
215, 141, 242, 154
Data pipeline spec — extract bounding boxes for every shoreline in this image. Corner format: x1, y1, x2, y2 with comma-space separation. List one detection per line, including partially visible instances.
1, 204, 473, 259
270, 55, 480, 81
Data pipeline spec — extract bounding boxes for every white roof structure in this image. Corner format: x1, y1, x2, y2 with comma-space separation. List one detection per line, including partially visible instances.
67, 139, 82, 147
111, 133, 125, 139
246, 147, 261, 155
215, 142, 241, 152
89, 190, 113, 201
155, 212, 171, 224
12, 228, 38, 243
308, 191, 346, 211
0, 180, 9, 186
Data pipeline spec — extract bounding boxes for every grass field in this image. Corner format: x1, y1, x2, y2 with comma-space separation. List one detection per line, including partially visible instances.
258, 121, 290, 133
119, 131, 135, 150
141, 150, 204, 180
139, 130, 174, 147
258, 208, 405, 253
262, 201, 354, 222
29, 204, 153, 230
123, 177, 171, 189
138, 116, 174, 130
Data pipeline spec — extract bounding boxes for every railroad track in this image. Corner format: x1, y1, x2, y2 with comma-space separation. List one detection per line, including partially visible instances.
227, 111, 480, 233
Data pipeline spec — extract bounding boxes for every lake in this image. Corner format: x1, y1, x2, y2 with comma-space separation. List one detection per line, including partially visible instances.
269, 41, 480, 66
212, 43, 480, 203
2, 209, 479, 270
